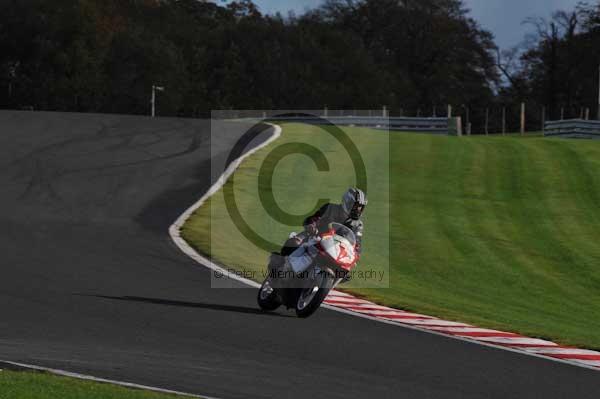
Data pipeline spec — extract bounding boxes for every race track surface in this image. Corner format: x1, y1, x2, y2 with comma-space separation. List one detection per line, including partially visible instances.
0, 110, 598, 398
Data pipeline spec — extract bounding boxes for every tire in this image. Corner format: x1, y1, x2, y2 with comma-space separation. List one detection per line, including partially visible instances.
257, 278, 281, 311
295, 272, 334, 318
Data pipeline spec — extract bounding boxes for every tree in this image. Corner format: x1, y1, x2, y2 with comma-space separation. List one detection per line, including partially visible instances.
508, 2, 600, 119
0, 0, 501, 116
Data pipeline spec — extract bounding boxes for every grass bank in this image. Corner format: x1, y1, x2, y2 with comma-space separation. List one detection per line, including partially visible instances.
182, 123, 600, 349
0, 370, 189, 399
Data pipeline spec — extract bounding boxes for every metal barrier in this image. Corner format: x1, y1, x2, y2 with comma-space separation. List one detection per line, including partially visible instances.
545, 119, 600, 139
265, 116, 450, 134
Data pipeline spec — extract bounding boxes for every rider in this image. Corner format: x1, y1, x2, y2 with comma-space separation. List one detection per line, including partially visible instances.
280, 187, 367, 257
267, 187, 367, 285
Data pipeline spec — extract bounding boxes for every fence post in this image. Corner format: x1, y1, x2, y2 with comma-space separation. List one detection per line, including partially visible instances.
560, 107, 564, 120
598, 64, 600, 120
485, 108, 489, 136
456, 116, 463, 136
448, 116, 463, 136
542, 106, 546, 133
502, 107, 506, 135
416, 108, 421, 117
447, 104, 452, 118
520, 102, 526, 135
324, 106, 328, 117
585, 108, 590, 120
383, 106, 387, 117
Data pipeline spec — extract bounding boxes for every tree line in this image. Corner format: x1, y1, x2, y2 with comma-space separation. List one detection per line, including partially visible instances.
0, 0, 598, 121
499, 1, 600, 121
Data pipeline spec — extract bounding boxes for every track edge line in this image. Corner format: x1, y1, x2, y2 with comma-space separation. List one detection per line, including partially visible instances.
0, 360, 217, 398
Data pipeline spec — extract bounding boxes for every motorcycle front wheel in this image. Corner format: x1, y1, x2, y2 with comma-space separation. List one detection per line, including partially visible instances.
257, 277, 282, 311
295, 271, 334, 318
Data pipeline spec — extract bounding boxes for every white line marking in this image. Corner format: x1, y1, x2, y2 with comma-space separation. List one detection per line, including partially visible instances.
169, 124, 282, 289
168, 122, 600, 373
470, 337, 559, 346
350, 309, 410, 316
522, 348, 600, 356
422, 327, 500, 334
0, 360, 217, 398
322, 297, 368, 304
394, 319, 468, 327
342, 304, 397, 311
326, 291, 355, 298
571, 360, 600, 367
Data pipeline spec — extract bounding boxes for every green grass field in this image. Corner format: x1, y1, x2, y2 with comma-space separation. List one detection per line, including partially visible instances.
0, 370, 187, 399
182, 123, 600, 349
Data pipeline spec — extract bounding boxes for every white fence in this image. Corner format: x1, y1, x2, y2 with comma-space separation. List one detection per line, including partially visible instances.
264, 116, 451, 134
544, 119, 600, 139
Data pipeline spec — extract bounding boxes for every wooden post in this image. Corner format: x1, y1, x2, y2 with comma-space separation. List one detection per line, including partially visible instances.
447, 104, 452, 118
449, 116, 463, 136
502, 107, 506, 135
467, 122, 472, 136
485, 108, 489, 135
585, 108, 590, 120
541, 106, 546, 133
597, 64, 600, 120
520, 102, 526, 135
324, 106, 328, 117
383, 106, 387, 117
151, 86, 156, 117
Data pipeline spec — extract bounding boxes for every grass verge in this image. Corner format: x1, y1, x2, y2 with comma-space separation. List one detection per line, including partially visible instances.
0, 369, 190, 399
182, 123, 600, 349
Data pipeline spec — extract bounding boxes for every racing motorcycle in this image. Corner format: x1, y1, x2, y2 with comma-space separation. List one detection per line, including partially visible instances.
257, 223, 359, 318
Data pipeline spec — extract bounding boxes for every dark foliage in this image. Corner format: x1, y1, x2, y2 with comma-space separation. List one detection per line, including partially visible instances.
0, 0, 499, 116
500, 2, 600, 120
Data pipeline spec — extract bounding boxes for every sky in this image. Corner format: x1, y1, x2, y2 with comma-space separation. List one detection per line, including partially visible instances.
242, 0, 584, 49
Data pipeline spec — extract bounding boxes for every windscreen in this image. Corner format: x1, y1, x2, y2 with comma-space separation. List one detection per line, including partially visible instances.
329, 223, 356, 246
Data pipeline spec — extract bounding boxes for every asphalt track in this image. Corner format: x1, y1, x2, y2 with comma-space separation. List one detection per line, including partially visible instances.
0, 110, 599, 398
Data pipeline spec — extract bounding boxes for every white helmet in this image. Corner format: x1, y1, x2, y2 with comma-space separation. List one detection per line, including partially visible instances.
342, 188, 367, 220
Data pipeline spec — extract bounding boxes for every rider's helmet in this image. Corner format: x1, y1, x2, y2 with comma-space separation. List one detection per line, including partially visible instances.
342, 188, 368, 220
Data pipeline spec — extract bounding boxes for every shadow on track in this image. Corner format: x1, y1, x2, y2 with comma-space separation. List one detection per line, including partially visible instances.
78, 294, 293, 317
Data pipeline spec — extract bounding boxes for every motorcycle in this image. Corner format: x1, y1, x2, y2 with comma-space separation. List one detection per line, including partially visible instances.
257, 223, 359, 318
